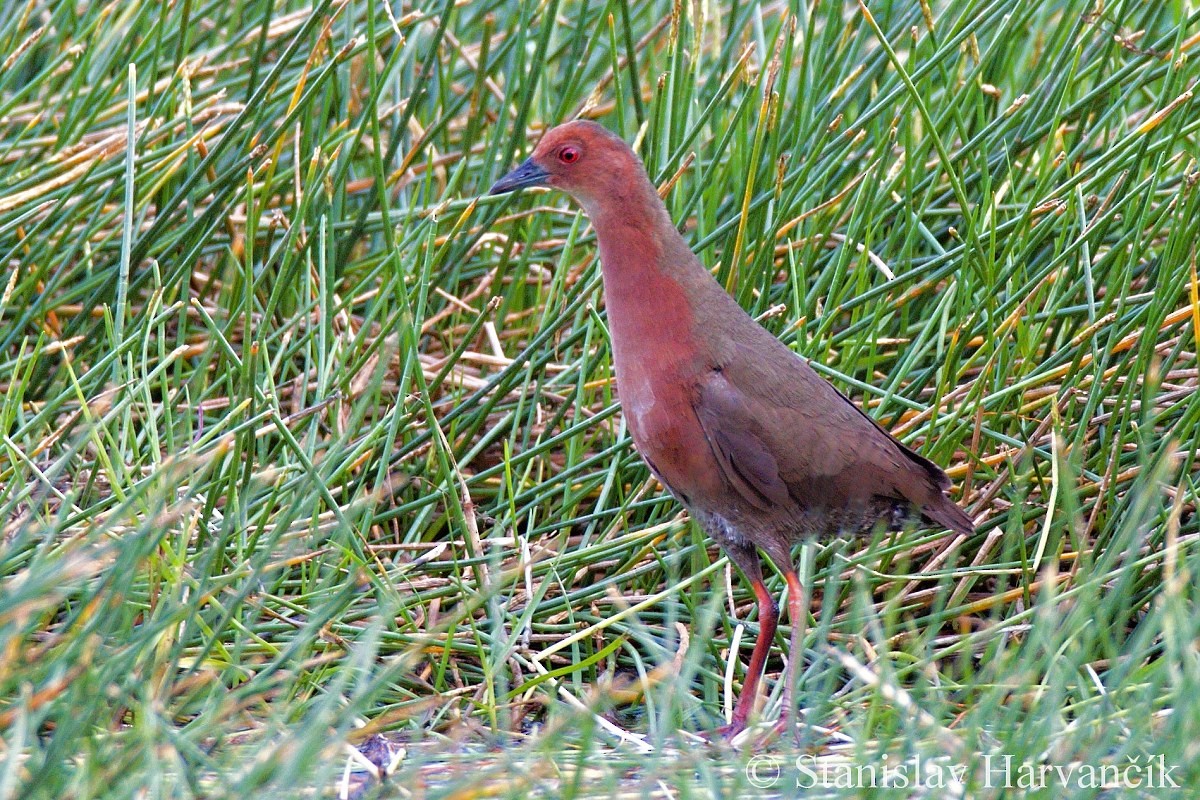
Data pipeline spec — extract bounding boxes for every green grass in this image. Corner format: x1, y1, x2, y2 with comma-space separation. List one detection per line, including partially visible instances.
2, 0, 1199, 797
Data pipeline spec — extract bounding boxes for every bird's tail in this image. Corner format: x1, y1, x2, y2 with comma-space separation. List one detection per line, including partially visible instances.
921, 496, 975, 536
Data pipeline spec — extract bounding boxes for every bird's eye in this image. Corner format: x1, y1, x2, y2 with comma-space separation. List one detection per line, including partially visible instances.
559, 146, 580, 164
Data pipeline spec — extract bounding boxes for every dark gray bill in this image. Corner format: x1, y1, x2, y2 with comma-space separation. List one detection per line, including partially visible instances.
489, 158, 550, 195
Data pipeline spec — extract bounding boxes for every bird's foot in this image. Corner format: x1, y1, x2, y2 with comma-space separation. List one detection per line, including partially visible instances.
761, 710, 810, 748
765, 718, 790, 746
709, 721, 746, 742
706, 718, 802, 750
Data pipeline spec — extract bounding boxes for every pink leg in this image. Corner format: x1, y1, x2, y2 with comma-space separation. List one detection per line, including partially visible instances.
715, 577, 779, 739
779, 568, 808, 738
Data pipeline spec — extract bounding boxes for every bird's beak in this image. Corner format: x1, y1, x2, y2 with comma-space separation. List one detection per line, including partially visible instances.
489, 158, 550, 195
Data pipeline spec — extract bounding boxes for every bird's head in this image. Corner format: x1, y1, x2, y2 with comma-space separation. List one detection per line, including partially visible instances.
489, 120, 646, 211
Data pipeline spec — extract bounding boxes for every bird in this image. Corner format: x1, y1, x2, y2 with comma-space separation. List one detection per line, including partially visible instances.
489, 120, 974, 740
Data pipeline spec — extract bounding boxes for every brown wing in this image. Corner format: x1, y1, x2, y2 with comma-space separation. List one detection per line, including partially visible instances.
692, 370, 791, 512
697, 334, 970, 533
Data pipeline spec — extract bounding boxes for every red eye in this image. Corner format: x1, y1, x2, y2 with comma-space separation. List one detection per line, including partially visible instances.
559, 146, 580, 164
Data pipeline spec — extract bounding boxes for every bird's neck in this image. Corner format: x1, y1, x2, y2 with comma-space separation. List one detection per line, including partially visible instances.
587, 194, 716, 369
587, 189, 708, 289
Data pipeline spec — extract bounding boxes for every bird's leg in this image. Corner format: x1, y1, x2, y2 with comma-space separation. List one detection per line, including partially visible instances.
779, 567, 808, 740
708, 542, 778, 741
715, 576, 779, 739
